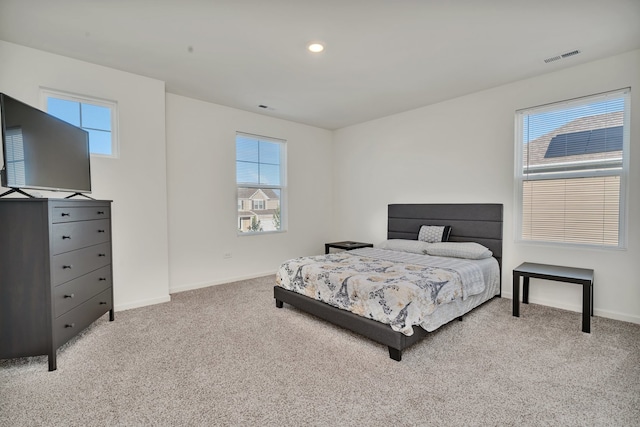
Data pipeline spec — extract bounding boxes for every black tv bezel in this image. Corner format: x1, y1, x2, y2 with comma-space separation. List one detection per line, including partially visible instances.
0, 93, 92, 195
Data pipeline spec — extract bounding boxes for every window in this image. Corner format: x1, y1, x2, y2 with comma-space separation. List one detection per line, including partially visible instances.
41, 89, 118, 157
515, 88, 630, 248
236, 132, 286, 234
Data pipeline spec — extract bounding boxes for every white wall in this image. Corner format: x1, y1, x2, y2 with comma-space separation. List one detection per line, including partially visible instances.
165, 94, 333, 292
2, 39, 636, 323
333, 49, 640, 324
0, 41, 171, 310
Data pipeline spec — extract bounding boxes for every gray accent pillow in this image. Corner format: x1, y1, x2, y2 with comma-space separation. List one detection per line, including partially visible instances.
418, 225, 452, 243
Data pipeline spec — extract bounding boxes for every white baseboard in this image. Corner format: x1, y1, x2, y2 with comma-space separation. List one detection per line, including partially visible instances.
169, 270, 277, 294
501, 292, 640, 325
594, 308, 640, 324
115, 295, 171, 312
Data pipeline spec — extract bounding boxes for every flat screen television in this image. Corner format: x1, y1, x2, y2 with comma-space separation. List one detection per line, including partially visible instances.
0, 93, 91, 196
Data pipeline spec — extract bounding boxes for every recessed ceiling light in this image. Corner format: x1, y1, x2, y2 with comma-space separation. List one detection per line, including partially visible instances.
307, 42, 324, 53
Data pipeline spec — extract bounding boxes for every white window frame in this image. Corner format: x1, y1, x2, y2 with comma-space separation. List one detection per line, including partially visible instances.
40, 88, 119, 158
514, 88, 630, 249
236, 132, 287, 235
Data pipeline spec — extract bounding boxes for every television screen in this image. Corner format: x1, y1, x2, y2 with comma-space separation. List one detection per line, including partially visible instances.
0, 93, 91, 194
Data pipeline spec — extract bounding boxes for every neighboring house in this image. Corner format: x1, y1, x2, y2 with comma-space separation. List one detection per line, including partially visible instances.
237, 188, 280, 232
524, 111, 623, 168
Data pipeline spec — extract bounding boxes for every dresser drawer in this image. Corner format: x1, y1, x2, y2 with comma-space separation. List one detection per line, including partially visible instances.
52, 219, 111, 255
54, 266, 112, 317
51, 242, 112, 286
54, 288, 112, 347
52, 206, 111, 223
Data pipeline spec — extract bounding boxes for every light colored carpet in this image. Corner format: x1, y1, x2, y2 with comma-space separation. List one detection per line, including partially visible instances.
1, 275, 639, 426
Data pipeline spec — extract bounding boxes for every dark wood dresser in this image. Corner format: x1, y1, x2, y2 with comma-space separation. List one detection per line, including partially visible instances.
0, 198, 114, 371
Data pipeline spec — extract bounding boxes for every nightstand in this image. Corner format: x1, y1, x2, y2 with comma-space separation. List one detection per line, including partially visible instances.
513, 262, 594, 333
325, 241, 373, 254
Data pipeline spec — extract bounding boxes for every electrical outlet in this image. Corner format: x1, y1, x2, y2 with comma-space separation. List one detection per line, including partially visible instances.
223, 252, 232, 259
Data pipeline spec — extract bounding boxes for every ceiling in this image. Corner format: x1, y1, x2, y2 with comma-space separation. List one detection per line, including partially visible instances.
1, 0, 639, 130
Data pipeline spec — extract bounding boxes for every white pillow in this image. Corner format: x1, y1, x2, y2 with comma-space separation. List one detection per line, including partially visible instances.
375, 239, 432, 254
425, 242, 493, 260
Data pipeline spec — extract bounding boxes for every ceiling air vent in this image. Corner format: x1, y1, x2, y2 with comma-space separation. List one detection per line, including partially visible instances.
544, 49, 581, 64
561, 49, 581, 58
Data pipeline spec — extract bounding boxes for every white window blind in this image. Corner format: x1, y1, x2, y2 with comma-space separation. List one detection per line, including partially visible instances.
515, 88, 630, 248
4, 128, 26, 186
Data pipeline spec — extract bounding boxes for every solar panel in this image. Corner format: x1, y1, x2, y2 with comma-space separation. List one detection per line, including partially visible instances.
545, 126, 623, 158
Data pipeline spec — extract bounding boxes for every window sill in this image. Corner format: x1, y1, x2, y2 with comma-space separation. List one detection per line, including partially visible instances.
237, 229, 287, 237
514, 239, 626, 252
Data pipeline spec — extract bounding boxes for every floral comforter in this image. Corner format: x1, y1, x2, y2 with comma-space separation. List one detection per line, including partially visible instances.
276, 248, 489, 336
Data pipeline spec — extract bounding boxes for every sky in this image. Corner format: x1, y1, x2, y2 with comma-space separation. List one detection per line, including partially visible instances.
47, 97, 112, 155
236, 135, 282, 186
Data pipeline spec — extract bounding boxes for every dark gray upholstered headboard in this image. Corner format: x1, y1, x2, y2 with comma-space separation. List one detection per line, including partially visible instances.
387, 204, 504, 268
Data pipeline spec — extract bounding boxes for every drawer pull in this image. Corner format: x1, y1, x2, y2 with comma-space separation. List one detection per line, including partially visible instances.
97, 229, 106, 233
61, 212, 71, 217
64, 294, 75, 299
98, 253, 106, 257
97, 211, 105, 215
99, 301, 108, 305
62, 235, 71, 240
65, 323, 75, 328
99, 277, 107, 281
63, 265, 73, 269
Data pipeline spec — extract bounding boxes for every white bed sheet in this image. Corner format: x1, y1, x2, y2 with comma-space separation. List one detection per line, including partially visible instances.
347, 247, 501, 332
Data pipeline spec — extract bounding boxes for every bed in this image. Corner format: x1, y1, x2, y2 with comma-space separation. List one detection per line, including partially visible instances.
274, 203, 503, 361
